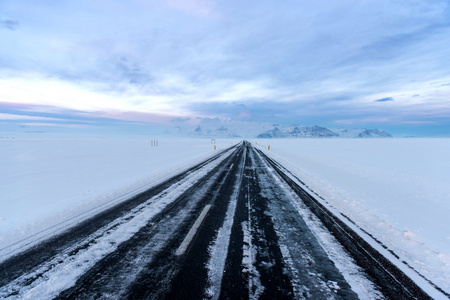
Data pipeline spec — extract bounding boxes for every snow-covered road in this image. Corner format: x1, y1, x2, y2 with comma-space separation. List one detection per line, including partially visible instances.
0, 141, 446, 299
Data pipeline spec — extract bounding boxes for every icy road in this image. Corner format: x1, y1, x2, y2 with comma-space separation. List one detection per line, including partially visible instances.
0, 141, 442, 299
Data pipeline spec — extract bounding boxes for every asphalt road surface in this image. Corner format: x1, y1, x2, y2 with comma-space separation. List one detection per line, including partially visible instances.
0, 141, 438, 299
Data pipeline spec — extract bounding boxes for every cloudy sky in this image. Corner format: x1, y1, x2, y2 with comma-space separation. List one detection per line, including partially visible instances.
1, 0, 450, 136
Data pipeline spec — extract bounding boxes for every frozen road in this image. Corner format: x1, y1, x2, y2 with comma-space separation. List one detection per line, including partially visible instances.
0, 142, 438, 299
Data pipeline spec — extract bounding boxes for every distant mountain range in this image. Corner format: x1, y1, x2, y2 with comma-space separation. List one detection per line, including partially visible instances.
2, 119, 393, 139
167, 120, 392, 138
257, 126, 392, 138
257, 125, 338, 138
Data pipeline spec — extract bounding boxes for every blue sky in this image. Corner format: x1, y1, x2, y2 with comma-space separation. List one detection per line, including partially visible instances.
1, 0, 450, 136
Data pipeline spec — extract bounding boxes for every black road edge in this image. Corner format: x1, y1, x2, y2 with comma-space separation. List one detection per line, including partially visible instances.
256, 148, 439, 300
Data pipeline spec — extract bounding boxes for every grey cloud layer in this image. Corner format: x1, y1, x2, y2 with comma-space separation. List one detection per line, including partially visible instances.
1, 0, 450, 129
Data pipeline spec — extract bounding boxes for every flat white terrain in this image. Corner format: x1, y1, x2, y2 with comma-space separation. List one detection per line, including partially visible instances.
0, 138, 235, 258
255, 138, 450, 294
1, 137, 448, 295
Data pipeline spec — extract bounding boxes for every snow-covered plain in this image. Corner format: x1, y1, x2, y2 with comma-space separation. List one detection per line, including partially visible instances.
255, 138, 450, 295
1, 137, 449, 296
0, 138, 236, 259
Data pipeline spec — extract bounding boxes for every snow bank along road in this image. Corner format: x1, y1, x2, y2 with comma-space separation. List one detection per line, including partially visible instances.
0, 142, 445, 299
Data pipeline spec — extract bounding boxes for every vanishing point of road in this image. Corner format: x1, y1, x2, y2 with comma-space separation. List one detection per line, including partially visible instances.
0, 141, 443, 299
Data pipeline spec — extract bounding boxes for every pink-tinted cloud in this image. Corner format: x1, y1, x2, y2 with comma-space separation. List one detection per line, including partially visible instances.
78, 109, 187, 124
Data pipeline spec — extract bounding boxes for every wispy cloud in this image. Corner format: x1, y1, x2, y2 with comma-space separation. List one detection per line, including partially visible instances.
1, 19, 19, 30
375, 97, 394, 102
0, 112, 63, 121
19, 122, 92, 128
402, 120, 436, 125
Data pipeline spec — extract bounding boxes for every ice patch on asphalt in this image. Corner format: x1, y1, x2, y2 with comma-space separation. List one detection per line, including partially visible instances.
241, 220, 264, 300
206, 147, 246, 299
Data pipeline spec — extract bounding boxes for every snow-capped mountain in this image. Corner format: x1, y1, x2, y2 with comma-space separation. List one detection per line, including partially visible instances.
167, 119, 393, 138
331, 128, 393, 138
166, 119, 275, 138
257, 126, 339, 138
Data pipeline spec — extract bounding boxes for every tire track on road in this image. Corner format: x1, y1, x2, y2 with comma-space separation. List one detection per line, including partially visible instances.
0, 145, 238, 299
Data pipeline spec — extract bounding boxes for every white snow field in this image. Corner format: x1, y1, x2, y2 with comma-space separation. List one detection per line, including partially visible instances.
0, 138, 236, 260
255, 138, 450, 295
1, 137, 449, 296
